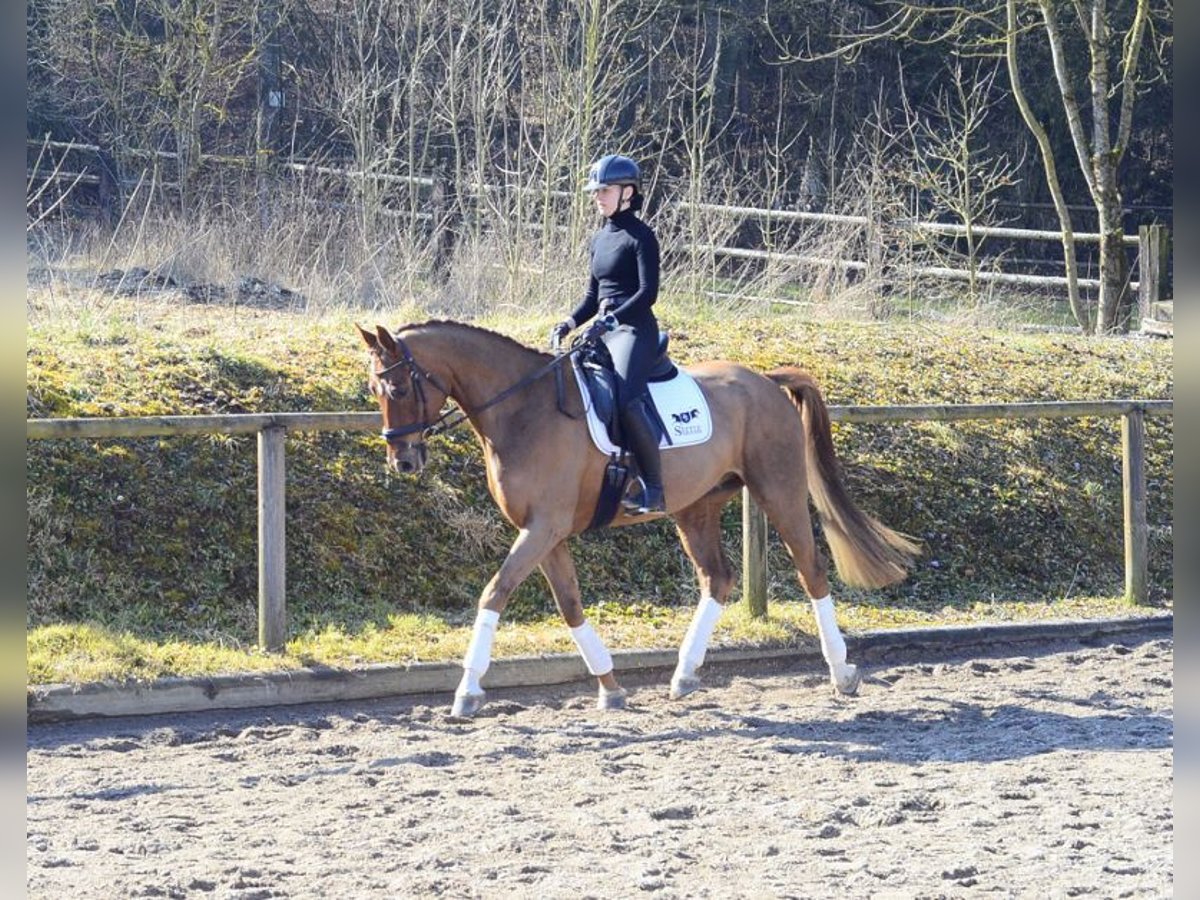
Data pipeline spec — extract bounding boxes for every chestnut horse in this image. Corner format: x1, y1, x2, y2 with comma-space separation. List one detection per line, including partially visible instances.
357, 320, 918, 717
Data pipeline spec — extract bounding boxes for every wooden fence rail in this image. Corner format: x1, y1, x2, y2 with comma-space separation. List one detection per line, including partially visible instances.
684, 201, 1143, 246
692, 244, 1135, 292
27, 399, 1172, 649
28, 139, 1168, 300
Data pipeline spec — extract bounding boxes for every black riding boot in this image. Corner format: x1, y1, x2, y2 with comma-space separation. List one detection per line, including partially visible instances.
620, 399, 666, 514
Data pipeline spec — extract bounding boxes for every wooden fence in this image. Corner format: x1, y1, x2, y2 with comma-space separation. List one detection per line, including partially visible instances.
687, 202, 1144, 293
26, 139, 1172, 306
27, 399, 1172, 651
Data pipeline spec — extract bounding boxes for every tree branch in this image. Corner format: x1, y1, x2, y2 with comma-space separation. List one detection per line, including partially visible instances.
1037, 0, 1098, 202
1115, 0, 1150, 159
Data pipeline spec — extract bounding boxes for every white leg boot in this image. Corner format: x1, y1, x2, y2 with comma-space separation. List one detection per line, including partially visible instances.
670, 596, 723, 699
452, 609, 499, 717
570, 620, 626, 710
812, 595, 861, 695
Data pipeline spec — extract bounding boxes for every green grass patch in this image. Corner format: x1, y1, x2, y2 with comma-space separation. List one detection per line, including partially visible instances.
28, 593, 1150, 685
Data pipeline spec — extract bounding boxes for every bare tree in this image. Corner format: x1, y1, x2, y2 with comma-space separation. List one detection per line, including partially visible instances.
1003, 0, 1090, 330
1024, 0, 1160, 332
517, 2, 665, 237
767, 0, 1170, 333
33, 0, 262, 214
660, 4, 746, 303
901, 59, 1023, 306
848, 87, 923, 319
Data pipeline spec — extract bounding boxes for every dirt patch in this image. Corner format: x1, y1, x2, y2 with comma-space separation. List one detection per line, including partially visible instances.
27, 634, 1173, 898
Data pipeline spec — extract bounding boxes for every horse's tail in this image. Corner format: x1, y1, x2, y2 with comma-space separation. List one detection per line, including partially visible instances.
767, 367, 920, 589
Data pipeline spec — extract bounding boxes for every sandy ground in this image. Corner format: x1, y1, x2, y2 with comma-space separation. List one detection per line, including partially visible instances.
27, 632, 1172, 899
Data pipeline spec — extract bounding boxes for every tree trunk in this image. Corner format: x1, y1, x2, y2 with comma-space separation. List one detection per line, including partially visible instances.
1087, 0, 1135, 331
1039, 0, 1147, 332
1096, 187, 1133, 331
255, 0, 283, 230
1006, 0, 1091, 332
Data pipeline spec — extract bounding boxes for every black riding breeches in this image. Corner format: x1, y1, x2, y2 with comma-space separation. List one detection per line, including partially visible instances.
601, 318, 658, 409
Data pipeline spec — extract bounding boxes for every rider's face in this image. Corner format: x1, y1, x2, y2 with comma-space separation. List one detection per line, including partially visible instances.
590, 183, 629, 218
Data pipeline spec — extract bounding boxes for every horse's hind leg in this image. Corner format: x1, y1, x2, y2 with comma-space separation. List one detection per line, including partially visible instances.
670, 494, 738, 699
746, 476, 861, 696
539, 541, 627, 710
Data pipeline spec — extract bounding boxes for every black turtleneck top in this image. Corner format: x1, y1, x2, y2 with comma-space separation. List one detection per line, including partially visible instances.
570, 209, 660, 328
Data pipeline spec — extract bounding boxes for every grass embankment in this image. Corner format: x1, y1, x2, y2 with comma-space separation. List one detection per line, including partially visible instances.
26, 291, 1173, 685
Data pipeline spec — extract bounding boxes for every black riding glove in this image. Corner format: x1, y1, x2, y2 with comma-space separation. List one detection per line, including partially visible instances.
550, 320, 573, 349
583, 314, 619, 343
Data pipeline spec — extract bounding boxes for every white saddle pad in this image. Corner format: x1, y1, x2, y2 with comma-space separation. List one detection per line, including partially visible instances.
573, 366, 713, 455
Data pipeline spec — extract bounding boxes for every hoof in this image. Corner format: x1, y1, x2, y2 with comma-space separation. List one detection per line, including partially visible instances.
597, 687, 628, 711
831, 664, 861, 697
451, 690, 486, 718
669, 674, 702, 700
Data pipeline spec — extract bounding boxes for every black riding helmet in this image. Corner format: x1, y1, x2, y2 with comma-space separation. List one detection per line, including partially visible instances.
582, 154, 640, 193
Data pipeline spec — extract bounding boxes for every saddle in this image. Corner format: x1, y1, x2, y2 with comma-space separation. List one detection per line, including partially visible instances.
571, 332, 676, 450
570, 333, 678, 531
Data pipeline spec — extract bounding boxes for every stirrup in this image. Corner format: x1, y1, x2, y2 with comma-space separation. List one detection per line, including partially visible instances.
622, 477, 665, 514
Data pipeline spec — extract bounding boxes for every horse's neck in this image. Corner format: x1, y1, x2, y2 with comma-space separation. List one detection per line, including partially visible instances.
418, 326, 550, 435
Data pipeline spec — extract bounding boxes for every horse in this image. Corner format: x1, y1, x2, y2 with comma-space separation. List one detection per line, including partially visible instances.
356, 320, 919, 717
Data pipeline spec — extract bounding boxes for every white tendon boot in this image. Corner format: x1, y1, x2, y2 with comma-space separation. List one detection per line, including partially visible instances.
812, 595, 861, 695
670, 596, 723, 699
570, 621, 626, 710
452, 608, 500, 717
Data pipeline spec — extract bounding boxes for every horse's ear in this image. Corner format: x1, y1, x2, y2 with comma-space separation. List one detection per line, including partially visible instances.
375, 325, 398, 355
356, 323, 378, 351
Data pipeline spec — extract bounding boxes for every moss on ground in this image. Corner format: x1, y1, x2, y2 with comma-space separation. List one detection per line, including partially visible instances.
26, 292, 1173, 684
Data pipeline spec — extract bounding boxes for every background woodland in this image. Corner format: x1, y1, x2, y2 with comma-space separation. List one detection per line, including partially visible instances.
27, 1, 1174, 329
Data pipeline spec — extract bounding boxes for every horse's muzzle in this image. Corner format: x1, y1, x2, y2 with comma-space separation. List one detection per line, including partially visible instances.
387, 441, 427, 475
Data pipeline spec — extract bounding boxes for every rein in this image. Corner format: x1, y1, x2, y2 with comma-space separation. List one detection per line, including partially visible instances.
376, 333, 586, 443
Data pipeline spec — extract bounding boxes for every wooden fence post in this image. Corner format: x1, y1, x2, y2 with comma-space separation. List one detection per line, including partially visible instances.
742, 488, 768, 618
1137, 225, 1170, 321
258, 425, 287, 650
1121, 408, 1148, 605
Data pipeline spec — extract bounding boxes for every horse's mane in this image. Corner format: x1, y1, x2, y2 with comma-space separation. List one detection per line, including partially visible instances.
397, 319, 551, 361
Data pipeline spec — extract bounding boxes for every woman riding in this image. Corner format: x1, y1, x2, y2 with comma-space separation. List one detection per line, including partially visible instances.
551, 153, 666, 515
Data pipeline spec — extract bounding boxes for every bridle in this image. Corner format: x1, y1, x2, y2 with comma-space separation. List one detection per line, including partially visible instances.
372, 333, 457, 445
371, 331, 586, 448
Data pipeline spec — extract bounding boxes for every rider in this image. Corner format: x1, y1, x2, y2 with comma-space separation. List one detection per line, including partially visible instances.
551, 153, 666, 515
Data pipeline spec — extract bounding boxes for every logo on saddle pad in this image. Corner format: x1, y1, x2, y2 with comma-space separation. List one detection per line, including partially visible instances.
671, 408, 704, 437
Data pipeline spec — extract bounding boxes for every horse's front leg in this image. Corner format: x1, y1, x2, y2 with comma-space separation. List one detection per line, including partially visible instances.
452, 524, 562, 718
451, 528, 559, 720
540, 541, 627, 710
